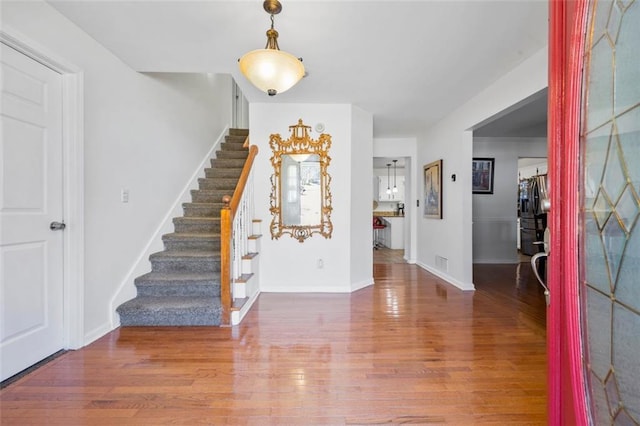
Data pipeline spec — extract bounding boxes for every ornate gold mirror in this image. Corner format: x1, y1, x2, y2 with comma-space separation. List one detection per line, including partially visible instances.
269, 119, 332, 242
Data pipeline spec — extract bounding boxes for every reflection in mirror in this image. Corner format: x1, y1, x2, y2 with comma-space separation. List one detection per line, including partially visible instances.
269, 119, 332, 242
281, 154, 321, 226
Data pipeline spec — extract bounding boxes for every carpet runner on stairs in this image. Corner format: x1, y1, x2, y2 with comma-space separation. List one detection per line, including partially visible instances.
116, 128, 249, 326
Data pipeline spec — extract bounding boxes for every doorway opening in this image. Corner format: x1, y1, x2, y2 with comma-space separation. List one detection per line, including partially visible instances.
470, 88, 549, 329
373, 156, 408, 264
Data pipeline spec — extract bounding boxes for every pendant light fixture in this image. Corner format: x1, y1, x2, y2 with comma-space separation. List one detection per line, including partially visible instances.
386, 163, 391, 195
238, 0, 305, 96
392, 159, 398, 193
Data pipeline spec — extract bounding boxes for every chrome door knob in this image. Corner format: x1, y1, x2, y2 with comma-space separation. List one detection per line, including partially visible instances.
50, 221, 66, 231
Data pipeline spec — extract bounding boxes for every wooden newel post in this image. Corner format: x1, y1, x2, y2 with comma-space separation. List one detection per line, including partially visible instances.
220, 194, 232, 325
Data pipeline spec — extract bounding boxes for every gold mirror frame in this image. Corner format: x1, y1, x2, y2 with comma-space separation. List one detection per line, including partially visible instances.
269, 119, 333, 242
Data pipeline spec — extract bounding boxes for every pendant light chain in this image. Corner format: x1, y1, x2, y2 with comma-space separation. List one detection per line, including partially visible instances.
393, 159, 398, 193
386, 163, 391, 195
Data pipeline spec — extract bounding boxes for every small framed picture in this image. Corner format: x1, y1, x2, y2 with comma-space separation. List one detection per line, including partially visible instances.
472, 158, 495, 194
423, 159, 443, 219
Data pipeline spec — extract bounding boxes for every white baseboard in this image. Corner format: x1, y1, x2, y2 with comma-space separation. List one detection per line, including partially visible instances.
83, 322, 114, 347
416, 261, 475, 291
260, 283, 354, 293
473, 258, 520, 264
108, 126, 230, 329
351, 278, 374, 292
231, 290, 260, 326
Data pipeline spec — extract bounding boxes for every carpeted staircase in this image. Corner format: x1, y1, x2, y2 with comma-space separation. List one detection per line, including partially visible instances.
116, 129, 249, 326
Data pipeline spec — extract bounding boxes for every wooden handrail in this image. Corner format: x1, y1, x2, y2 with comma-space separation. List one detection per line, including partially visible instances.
220, 140, 258, 325
228, 144, 258, 215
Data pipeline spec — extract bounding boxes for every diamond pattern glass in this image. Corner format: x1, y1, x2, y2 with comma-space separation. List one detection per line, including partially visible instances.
613, 304, 640, 421
614, 2, 640, 115
602, 141, 628, 204
585, 123, 614, 204
605, 371, 621, 416
615, 185, 639, 234
581, 0, 640, 424
586, 287, 612, 380
594, 188, 614, 230
586, 35, 614, 132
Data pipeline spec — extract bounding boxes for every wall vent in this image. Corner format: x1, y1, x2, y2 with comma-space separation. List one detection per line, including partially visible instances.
435, 255, 449, 273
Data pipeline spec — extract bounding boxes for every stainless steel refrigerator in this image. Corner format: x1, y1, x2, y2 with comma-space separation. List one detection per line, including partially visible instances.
518, 175, 547, 256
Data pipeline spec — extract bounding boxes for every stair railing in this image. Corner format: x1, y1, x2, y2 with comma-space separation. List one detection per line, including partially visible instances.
220, 138, 258, 325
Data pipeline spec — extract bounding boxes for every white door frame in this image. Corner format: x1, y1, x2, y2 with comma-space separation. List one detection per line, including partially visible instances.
1, 28, 85, 350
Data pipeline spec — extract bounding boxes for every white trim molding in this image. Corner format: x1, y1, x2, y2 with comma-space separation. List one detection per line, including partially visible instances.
416, 261, 475, 291
351, 278, 374, 292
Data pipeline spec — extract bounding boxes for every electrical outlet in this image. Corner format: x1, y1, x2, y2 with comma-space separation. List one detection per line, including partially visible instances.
121, 188, 129, 203
317, 259, 324, 269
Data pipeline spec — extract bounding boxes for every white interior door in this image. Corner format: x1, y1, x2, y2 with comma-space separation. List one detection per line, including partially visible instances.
1, 43, 64, 381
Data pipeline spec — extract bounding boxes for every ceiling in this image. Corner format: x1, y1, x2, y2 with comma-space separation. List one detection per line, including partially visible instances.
473, 88, 548, 138
373, 158, 405, 169
48, 0, 549, 139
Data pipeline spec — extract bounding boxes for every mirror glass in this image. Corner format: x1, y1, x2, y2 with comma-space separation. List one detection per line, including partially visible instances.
269, 119, 332, 242
281, 154, 321, 226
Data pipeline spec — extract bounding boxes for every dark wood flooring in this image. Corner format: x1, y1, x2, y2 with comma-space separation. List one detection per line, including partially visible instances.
1, 252, 547, 425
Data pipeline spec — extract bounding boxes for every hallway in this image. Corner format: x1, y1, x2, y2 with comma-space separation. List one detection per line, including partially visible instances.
1, 261, 546, 424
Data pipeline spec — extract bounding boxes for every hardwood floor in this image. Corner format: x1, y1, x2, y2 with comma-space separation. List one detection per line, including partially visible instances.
373, 248, 406, 264
1, 256, 547, 425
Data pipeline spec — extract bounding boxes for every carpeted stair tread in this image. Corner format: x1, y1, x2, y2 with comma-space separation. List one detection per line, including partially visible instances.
198, 177, 239, 190
221, 146, 246, 152
182, 203, 225, 217
136, 271, 219, 282
173, 217, 221, 233
162, 232, 220, 251
183, 202, 226, 208
211, 158, 247, 168
189, 191, 233, 204
216, 150, 249, 159
116, 296, 222, 326
163, 232, 219, 241
224, 142, 247, 148
228, 128, 249, 137
149, 250, 220, 273
150, 250, 220, 260
134, 272, 221, 297
173, 216, 220, 224
120, 295, 220, 309
205, 167, 243, 178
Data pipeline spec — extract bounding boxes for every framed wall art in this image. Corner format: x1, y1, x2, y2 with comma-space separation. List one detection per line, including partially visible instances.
472, 157, 495, 194
423, 159, 442, 219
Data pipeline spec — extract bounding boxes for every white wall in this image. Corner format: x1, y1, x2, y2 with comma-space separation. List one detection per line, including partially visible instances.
350, 106, 374, 290
416, 47, 548, 290
250, 103, 373, 292
373, 138, 418, 262
2, 1, 232, 342
518, 159, 548, 180
472, 137, 547, 263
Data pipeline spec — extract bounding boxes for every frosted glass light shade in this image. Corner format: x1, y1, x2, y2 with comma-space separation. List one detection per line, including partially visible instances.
289, 153, 311, 162
239, 48, 304, 96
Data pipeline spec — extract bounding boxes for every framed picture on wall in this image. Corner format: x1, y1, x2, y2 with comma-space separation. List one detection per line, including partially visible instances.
423, 159, 443, 219
472, 158, 495, 194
